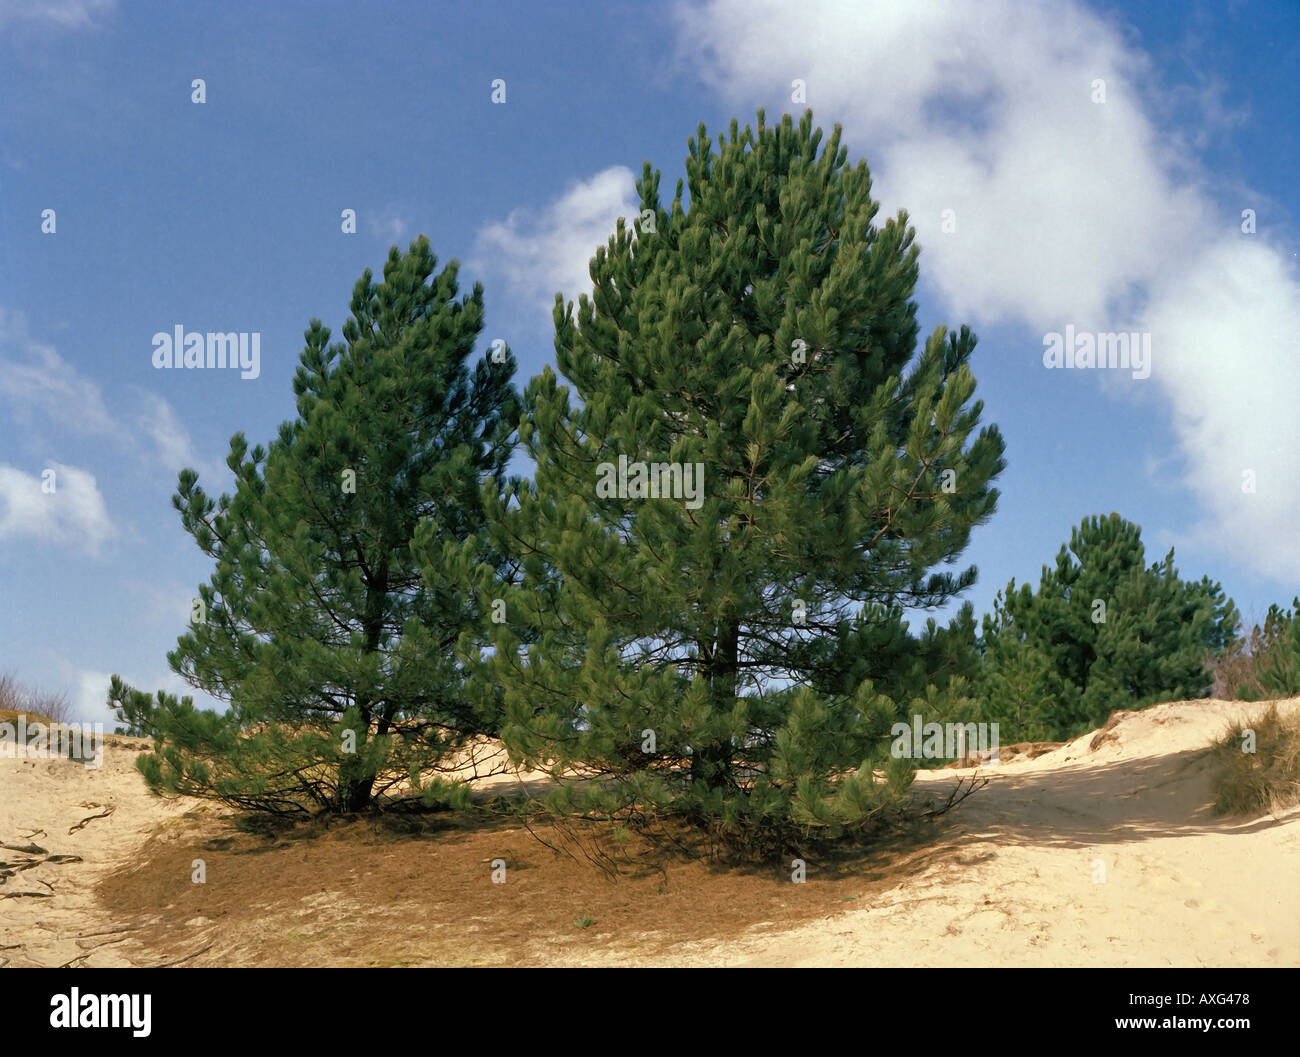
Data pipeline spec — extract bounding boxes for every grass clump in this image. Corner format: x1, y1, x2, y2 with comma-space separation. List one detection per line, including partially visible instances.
1210, 704, 1300, 816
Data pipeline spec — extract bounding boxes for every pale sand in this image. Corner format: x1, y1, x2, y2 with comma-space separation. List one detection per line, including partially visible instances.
625, 696, 1300, 968
2, 698, 1297, 967
0, 733, 199, 967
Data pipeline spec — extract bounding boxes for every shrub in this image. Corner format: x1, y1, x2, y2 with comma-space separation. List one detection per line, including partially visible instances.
1208, 601, 1296, 701
1209, 704, 1300, 816
0, 670, 73, 726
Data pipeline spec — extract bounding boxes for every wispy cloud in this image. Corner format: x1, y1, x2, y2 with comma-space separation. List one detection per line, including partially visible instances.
0, 310, 225, 481
124, 576, 200, 630
473, 166, 641, 321
366, 209, 412, 244
0, 0, 115, 32
131, 387, 228, 484
51, 663, 208, 727
670, 0, 1300, 580
0, 460, 117, 555
0, 309, 121, 438
70, 667, 114, 726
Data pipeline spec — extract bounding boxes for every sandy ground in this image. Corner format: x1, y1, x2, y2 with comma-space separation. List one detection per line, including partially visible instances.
633, 696, 1300, 968
2, 698, 1298, 967
0, 733, 201, 967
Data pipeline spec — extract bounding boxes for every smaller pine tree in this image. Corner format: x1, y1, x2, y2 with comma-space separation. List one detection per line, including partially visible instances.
980, 514, 1237, 739
110, 237, 520, 815
976, 607, 1061, 743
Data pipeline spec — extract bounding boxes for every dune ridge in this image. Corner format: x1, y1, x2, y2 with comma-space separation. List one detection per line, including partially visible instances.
2, 698, 1296, 967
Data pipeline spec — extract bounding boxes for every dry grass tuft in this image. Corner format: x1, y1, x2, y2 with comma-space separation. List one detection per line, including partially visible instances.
1209, 703, 1300, 816
0, 670, 74, 726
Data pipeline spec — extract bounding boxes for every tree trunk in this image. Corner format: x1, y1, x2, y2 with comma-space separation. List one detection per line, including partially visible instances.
335, 563, 389, 813
692, 620, 740, 791
338, 770, 376, 813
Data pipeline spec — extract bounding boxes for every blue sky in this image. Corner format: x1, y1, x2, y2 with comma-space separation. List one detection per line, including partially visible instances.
1, 0, 1297, 724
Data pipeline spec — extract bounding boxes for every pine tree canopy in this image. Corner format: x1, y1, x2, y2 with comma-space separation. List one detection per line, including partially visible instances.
978, 512, 1239, 740
1253, 598, 1300, 697
111, 237, 521, 814
442, 110, 1007, 849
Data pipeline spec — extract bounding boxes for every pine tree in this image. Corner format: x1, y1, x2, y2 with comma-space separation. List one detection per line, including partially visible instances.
981, 513, 1238, 739
1258, 598, 1300, 697
975, 591, 1062, 743
111, 237, 520, 814
440, 111, 1005, 849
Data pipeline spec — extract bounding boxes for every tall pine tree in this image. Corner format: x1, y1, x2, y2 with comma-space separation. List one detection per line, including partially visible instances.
112, 237, 520, 814
434, 111, 1005, 848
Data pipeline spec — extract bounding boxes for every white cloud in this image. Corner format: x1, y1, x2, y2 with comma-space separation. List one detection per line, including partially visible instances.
141, 394, 194, 473
124, 577, 198, 630
71, 668, 114, 727
0, 0, 115, 31
132, 388, 227, 484
0, 312, 225, 481
367, 210, 411, 244
1143, 236, 1300, 579
0, 309, 121, 439
0, 461, 117, 555
52, 665, 210, 727
474, 166, 641, 319
670, 0, 1300, 579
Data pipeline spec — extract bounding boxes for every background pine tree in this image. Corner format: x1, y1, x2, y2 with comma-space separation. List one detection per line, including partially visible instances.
111, 237, 520, 814
447, 110, 1006, 850
979, 513, 1238, 740
975, 593, 1062, 743
1257, 599, 1300, 697
1208, 600, 1297, 700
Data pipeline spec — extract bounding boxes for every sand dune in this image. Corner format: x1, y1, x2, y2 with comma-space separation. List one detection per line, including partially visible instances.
0, 734, 197, 968
2, 698, 1297, 967
673, 697, 1300, 968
